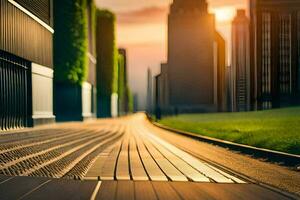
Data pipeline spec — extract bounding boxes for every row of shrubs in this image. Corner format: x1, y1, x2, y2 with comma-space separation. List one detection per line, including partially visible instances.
53, 0, 133, 118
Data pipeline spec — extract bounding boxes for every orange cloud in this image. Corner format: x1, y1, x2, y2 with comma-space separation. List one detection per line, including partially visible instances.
117, 6, 168, 25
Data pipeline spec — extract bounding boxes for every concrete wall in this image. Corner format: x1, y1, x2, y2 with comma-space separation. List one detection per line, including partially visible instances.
82, 82, 93, 119
32, 63, 55, 125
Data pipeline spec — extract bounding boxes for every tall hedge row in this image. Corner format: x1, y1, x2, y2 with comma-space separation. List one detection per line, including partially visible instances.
96, 9, 118, 117
53, 0, 91, 85
54, 2, 133, 117
117, 53, 126, 115
126, 87, 134, 113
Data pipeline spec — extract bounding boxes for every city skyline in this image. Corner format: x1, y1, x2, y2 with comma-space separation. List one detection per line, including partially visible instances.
96, 0, 247, 110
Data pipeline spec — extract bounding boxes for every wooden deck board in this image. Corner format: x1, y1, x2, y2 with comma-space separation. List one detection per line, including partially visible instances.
129, 134, 148, 181
134, 132, 168, 181
137, 129, 187, 182
143, 139, 187, 181
116, 181, 135, 200
148, 136, 210, 182
100, 142, 122, 180
151, 181, 182, 200
171, 182, 214, 200
116, 132, 130, 180
0, 176, 12, 184
144, 127, 237, 183
134, 181, 158, 200
96, 181, 117, 200
85, 144, 116, 179
0, 176, 50, 200
23, 179, 97, 200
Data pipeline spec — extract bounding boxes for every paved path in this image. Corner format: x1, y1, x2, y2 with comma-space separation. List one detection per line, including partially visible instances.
0, 114, 295, 199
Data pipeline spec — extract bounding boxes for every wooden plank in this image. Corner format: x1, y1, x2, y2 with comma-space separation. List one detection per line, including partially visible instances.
142, 139, 188, 181
85, 125, 124, 179
0, 176, 50, 200
116, 181, 134, 200
145, 128, 235, 183
247, 184, 290, 200
148, 136, 210, 182
85, 144, 116, 179
170, 182, 214, 200
55, 130, 123, 178
194, 183, 290, 200
98, 124, 125, 181
116, 132, 130, 180
96, 181, 117, 200
129, 135, 148, 181
195, 183, 246, 200
152, 182, 181, 200
234, 184, 291, 200
134, 133, 168, 181
23, 179, 97, 200
100, 142, 122, 180
208, 165, 246, 184
0, 176, 13, 184
134, 181, 158, 200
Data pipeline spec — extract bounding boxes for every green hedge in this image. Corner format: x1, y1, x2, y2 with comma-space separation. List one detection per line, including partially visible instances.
87, 0, 96, 55
96, 9, 118, 117
118, 53, 126, 114
54, 0, 91, 85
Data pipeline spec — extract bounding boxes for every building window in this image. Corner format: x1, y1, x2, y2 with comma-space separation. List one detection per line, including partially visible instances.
261, 13, 272, 109
279, 14, 292, 94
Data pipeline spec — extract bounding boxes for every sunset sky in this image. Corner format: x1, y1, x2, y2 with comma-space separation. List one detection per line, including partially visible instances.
96, 0, 247, 110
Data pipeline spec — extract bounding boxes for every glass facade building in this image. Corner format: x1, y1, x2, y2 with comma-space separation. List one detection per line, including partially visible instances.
250, 0, 300, 109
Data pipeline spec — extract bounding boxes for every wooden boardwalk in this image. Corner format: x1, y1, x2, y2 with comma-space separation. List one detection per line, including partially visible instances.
0, 114, 295, 199
84, 124, 243, 183
0, 176, 290, 200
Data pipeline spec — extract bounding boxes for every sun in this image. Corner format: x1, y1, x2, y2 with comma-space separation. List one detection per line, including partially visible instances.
210, 6, 237, 23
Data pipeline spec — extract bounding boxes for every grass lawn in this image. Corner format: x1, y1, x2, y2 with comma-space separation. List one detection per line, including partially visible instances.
159, 107, 300, 155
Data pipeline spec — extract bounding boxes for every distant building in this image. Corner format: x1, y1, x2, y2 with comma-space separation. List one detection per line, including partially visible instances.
226, 66, 233, 112
167, 0, 226, 113
214, 32, 227, 112
231, 9, 251, 112
250, 0, 300, 109
155, 63, 169, 115
159, 63, 169, 109
146, 68, 153, 114
0, 0, 55, 130
133, 93, 139, 113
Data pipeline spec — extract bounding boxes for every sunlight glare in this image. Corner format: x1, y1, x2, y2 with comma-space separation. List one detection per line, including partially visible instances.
210, 6, 236, 23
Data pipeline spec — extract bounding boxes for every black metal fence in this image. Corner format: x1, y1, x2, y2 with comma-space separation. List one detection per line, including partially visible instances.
0, 50, 31, 130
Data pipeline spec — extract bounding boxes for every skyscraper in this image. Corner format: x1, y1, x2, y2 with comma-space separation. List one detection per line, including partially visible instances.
250, 0, 300, 109
146, 68, 153, 114
231, 9, 251, 112
167, 0, 225, 112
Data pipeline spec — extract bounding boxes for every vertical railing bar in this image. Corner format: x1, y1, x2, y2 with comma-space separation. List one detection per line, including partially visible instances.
7, 54, 12, 129
16, 60, 21, 128
12, 58, 16, 129
4, 53, 8, 130
0, 51, 30, 130
0, 51, 3, 130
22, 60, 26, 128
26, 61, 32, 127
